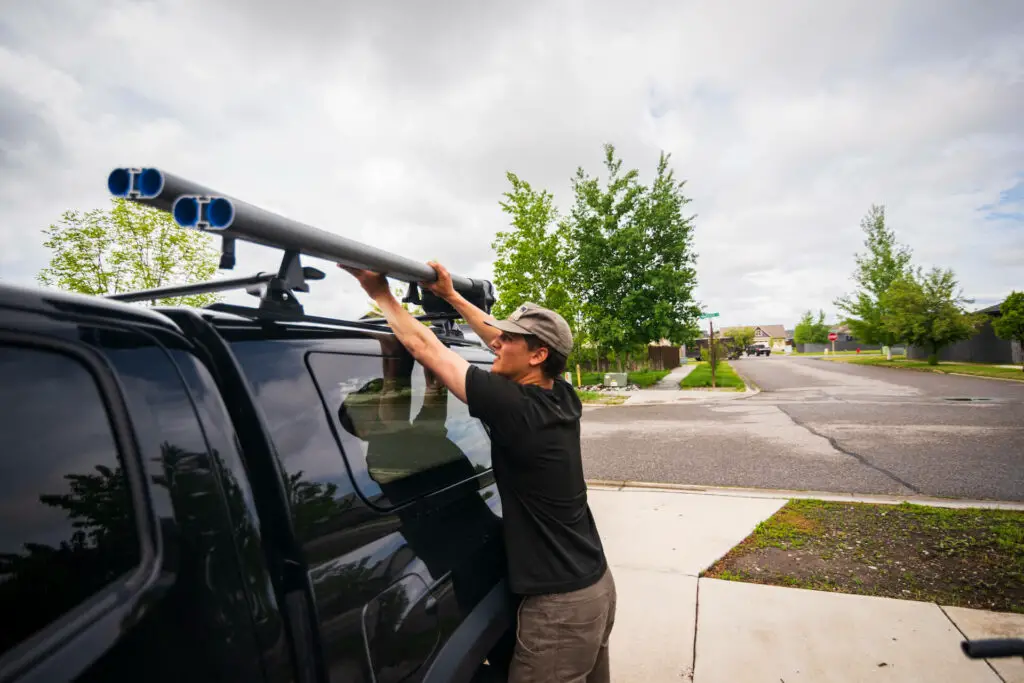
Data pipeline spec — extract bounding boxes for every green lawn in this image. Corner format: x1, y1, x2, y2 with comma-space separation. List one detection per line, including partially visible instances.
703, 499, 1024, 613
572, 369, 670, 388
787, 349, 883, 356
575, 390, 628, 405
679, 361, 746, 390
823, 355, 1024, 381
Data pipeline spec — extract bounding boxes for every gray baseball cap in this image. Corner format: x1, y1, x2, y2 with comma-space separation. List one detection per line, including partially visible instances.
486, 302, 573, 357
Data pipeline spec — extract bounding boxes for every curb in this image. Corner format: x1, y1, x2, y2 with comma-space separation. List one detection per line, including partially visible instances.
728, 361, 761, 399
814, 357, 1024, 383
584, 479, 1024, 511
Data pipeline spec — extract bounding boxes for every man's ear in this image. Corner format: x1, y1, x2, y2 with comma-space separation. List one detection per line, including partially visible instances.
529, 345, 550, 367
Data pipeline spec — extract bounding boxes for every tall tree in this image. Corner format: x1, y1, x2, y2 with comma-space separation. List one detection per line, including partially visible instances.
793, 310, 815, 345
725, 326, 756, 353
793, 309, 830, 344
624, 151, 702, 348
566, 144, 700, 367
834, 205, 914, 353
880, 267, 984, 365
992, 291, 1024, 371
491, 173, 574, 316
811, 309, 831, 344
565, 145, 646, 367
37, 198, 222, 307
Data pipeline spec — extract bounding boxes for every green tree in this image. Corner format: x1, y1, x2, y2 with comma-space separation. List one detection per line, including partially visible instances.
810, 310, 831, 344
793, 310, 830, 344
834, 205, 915, 351
793, 310, 815, 345
724, 326, 756, 352
37, 198, 222, 307
492, 173, 575, 317
992, 291, 1024, 371
880, 267, 984, 365
491, 172, 583, 357
625, 151, 702, 349
566, 144, 700, 368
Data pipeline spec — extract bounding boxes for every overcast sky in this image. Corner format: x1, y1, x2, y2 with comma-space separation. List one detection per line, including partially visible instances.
1, 0, 1021, 330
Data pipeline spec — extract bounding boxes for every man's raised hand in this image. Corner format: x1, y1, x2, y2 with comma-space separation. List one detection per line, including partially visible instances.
422, 261, 456, 300
339, 264, 391, 300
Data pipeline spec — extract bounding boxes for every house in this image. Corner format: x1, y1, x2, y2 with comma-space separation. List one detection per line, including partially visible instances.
753, 325, 788, 351
830, 324, 857, 342
906, 301, 1023, 365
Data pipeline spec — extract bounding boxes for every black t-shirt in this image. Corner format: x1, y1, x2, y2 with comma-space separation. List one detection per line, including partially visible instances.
465, 365, 607, 595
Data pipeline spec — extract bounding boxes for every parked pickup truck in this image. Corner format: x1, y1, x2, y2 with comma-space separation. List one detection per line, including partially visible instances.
746, 343, 772, 357
0, 281, 514, 683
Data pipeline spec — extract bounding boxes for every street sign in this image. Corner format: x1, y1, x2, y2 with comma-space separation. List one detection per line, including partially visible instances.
700, 312, 720, 319
828, 332, 838, 341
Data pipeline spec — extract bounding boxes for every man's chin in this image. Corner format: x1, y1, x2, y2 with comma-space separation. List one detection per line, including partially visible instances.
490, 364, 513, 378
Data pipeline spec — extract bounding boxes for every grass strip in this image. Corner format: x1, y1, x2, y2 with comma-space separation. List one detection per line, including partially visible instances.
703, 499, 1024, 613
679, 361, 746, 391
823, 355, 1024, 381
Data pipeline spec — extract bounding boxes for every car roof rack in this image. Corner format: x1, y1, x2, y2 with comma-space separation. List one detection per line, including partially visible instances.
197, 302, 478, 343
105, 167, 496, 322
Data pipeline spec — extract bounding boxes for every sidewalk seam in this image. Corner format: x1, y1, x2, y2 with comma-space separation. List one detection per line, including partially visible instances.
688, 578, 700, 682
937, 605, 1006, 682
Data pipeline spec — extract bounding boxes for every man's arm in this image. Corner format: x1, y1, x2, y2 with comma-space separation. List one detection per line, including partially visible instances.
344, 267, 470, 402
423, 261, 501, 348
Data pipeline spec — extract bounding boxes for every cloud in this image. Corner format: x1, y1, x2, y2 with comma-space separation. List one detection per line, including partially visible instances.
1, 0, 1022, 328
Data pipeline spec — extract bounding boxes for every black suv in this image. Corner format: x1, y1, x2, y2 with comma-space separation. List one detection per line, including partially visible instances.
0, 281, 514, 683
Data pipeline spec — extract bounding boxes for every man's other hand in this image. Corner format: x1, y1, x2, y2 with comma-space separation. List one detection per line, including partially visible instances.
340, 265, 391, 300
422, 261, 457, 300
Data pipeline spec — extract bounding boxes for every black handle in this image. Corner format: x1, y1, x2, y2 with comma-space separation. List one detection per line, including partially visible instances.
961, 638, 1024, 659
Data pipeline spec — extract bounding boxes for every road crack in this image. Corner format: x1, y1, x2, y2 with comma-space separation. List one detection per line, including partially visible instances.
776, 406, 922, 494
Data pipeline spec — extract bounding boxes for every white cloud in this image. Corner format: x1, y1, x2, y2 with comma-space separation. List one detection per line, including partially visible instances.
1, 0, 1022, 329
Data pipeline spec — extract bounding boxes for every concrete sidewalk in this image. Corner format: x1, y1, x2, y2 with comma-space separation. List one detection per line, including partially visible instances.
623, 363, 760, 406
651, 364, 696, 389
586, 485, 1024, 682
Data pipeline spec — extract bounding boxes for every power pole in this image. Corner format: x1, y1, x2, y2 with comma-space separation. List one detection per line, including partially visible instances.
709, 318, 717, 388
700, 311, 720, 389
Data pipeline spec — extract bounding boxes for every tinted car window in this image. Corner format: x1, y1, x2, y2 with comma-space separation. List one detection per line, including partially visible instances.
0, 345, 139, 659
308, 351, 492, 507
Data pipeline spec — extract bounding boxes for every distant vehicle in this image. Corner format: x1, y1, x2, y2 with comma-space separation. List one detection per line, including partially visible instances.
746, 343, 772, 357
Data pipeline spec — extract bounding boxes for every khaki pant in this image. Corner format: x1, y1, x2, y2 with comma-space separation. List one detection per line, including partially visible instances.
509, 568, 616, 683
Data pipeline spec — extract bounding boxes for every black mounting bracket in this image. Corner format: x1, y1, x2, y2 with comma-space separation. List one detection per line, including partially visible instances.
431, 317, 465, 339
219, 236, 237, 270
403, 282, 423, 307
247, 250, 325, 315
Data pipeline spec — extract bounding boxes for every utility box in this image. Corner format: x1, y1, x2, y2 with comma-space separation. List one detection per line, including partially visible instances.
603, 373, 628, 388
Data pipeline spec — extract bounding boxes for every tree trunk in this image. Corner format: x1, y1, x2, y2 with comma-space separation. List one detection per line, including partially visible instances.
928, 343, 940, 366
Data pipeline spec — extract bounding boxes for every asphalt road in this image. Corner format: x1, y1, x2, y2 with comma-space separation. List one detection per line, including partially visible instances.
581, 356, 1024, 501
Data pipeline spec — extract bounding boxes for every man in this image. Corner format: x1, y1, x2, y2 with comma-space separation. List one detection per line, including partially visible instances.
342, 261, 615, 683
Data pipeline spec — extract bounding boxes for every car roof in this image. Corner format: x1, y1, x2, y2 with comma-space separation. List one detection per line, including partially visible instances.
0, 281, 182, 332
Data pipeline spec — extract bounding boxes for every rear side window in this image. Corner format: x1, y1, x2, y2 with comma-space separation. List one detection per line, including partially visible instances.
0, 345, 140, 659
307, 352, 491, 507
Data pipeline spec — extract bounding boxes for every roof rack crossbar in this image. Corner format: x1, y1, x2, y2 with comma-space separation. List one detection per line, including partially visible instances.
203, 303, 394, 333
106, 272, 277, 303
109, 167, 496, 314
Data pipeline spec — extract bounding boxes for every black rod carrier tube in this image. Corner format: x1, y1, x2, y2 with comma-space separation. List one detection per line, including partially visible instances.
961, 638, 1024, 659
108, 167, 496, 314
106, 272, 277, 303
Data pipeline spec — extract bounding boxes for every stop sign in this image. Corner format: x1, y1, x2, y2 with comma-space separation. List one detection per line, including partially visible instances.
828, 332, 838, 341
